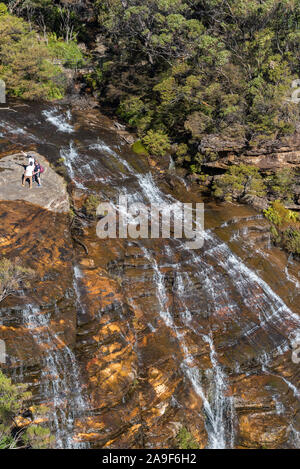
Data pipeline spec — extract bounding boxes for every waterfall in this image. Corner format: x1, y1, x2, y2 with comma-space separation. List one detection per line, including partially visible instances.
60, 141, 87, 190
2, 104, 299, 448
101, 144, 299, 448
202, 334, 235, 449
142, 248, 234, 448
42, 107, 74, 134
22, 305, 88, 449
175, 271, 235, 448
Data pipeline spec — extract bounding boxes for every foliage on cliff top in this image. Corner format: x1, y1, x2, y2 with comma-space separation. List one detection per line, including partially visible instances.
3, 0, 87, 40
91, 0, 300, 162
264, 200, 300, 254
47, 33, 84, 69
3, 1, 300, 162
0, 3, 83, 100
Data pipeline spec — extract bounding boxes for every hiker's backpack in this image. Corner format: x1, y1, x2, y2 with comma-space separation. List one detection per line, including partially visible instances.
40, 165, 45, 174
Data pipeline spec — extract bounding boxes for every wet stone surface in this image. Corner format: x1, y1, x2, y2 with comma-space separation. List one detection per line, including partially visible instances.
0, 102, 299, 449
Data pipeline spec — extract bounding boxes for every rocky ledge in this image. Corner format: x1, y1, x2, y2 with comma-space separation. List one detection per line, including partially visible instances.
200, 132, 300, 171
0, 152, 69, 213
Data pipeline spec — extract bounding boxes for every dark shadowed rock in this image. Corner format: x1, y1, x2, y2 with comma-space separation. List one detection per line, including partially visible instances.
200, 132, 300, 171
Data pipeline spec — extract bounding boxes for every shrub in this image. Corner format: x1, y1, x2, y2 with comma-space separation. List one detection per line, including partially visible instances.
263, 200, 298, 227
83, 194, 101, 218
47, 33, 84, 69
264, 201, 300, 255
0, 12, 66, 100
0, 258, 34, 304
118, 97, 147, 128
0, 370, 52, 449
176, 427, 200, 449
283, 228, 300, 254
0, 2, 7, 16
142, 130, 171, 156
84, 67, 103, 92
267, 168, 296, 203
213, 164, 266, 202
131, 140, 149, 156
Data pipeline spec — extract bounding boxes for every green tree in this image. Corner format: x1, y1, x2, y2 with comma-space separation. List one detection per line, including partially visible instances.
92, 0, 300, 174
213, 165, 266, 202
0, 370, 52, 449
143, 129, 171, 156
0, 11, 65, 99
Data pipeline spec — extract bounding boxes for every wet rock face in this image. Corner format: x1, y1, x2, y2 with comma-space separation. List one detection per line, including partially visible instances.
0, 105, 299, 449
0, 152, 69, 213
74, 235, 208, 449
233, 374, 296, 448
15, 172, 300, 445
0, 200, 75, 363
1, 197, 297, 449
71, 195, 300, 449
0, 200, 81, 447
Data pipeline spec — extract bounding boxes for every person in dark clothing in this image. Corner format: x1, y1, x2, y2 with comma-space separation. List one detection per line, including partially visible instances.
33, 161, 41, 187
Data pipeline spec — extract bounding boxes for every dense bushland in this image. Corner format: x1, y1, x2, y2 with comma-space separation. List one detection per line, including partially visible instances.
213, 166, 299, 204
2, 0, 300, 253
3, 1, 300, 158
91, 0, 300, 164
0, 2, 83, 99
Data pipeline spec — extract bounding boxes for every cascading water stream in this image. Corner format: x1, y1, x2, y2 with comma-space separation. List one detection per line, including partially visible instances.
42, 108, 74, 134
84, 131, 299, 447
22, 305, 88, 449
175, 271, 235, 449
141, 248, 234, 448
1, 105, 299, 448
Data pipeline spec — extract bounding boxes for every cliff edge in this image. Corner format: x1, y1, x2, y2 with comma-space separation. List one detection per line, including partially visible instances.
0, 151, 70, 213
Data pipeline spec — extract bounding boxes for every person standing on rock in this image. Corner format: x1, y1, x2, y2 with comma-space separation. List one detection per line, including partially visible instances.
33, 160, 42, 187
22, 161, 34, 189
21, 150, 35, 166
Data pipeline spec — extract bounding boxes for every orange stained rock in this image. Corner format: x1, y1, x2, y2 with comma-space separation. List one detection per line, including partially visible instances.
98, 342, 124, 358
239, 412, 289, 448
79, 259, 95, 268
82, 417, 105, 430
92, 335, 100, 343
148, 158, 157, 167
33, 417, 48, 425
126, 423, 142, 434
0, 237, 11, 247
103, 439, 116, 448
76, 432, 102, 441
0, 325, 17, 331
15, 416, 32, 428
100, 323, 122, 336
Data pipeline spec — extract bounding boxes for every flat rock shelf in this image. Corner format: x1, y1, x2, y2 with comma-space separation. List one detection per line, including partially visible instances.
0, 152, 69, 213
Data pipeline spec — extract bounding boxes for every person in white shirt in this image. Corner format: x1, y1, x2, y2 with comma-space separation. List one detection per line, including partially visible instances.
21, 150, 35, 166
22, 161, 34, 189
